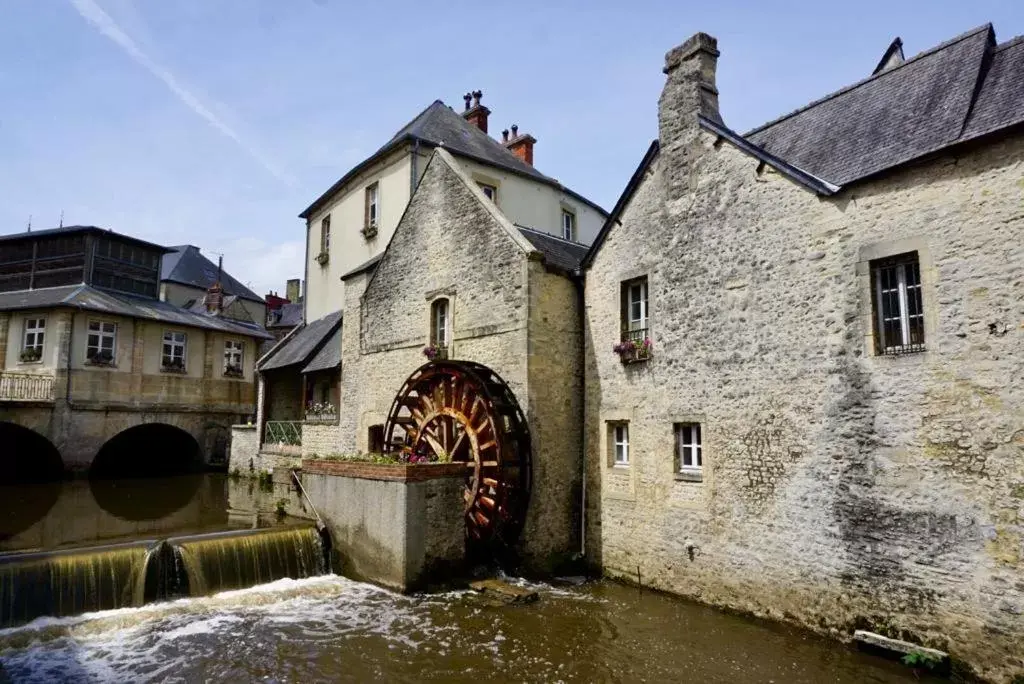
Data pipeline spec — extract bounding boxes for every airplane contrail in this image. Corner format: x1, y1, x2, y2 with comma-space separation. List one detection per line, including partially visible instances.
69, 0, 295, 187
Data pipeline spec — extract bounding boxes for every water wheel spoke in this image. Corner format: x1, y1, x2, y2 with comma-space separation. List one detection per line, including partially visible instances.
422, 433, 446, 459
450, 430, 468, 461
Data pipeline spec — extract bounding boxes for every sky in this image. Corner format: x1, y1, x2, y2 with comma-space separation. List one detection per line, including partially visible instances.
2, 1, 1022, 297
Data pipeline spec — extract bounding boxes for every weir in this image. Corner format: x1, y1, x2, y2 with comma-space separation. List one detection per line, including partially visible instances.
0, 525, 328, 628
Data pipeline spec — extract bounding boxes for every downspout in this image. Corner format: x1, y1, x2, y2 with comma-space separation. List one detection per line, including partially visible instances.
302, 220, 310, 326
575, 270, 587, 557
410, 138, 420, 196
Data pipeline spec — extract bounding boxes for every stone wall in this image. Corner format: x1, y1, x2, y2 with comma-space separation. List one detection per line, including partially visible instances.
228, 424, 259, 474
301, 422, 341, 458
584, 52, 1024, 681
301, 460, 465, 591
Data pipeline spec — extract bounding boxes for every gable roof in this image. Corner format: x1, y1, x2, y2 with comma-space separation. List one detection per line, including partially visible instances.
161, 245, 263, 304
260, 309, 342, 371
517, 226, 589, 274
0, 284, 271, 339
745, 24, 1024, 187
298, 100, 608, 220
267, 301, 303, 329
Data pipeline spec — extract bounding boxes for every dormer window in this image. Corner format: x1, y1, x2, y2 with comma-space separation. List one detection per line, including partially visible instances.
561, 209, 576, 241
364, 182, 379, 237
478, 183, 497, 202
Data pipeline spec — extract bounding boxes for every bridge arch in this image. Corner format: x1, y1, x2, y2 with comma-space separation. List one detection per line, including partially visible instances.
0, 421, 64, 484
90, 423, 204, 479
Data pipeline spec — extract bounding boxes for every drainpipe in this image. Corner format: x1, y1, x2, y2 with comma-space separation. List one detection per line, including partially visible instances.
410, 138, 421, 196
575, 272, 587, 558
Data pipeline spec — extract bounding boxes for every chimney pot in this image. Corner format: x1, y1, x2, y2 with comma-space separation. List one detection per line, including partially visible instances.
472, 89, 482, 106
511, 123, 519, 137
463, 92, 472, 111
502, 129, 509, 142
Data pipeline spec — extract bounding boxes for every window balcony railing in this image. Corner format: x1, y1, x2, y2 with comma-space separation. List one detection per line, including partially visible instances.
614, 328, 652, 364
0, 371, 56, 402
265, 420, 302, 446
423, 344, 449, 361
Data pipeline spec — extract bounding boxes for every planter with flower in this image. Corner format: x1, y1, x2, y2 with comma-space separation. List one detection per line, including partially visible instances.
224, 363, 244, 378
19, 347, 42, 363
305, 401, 337, 424
160, 358, 187, 374
422, 344, 448, 361
86, 349, 116, 367
613, 336, 652, 364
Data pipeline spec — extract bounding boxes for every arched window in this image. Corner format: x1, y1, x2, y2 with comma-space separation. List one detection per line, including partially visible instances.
430, 298, 450, 357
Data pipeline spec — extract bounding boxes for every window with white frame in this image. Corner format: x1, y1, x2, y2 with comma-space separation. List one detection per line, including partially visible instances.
365, 182, 379, 230
871, 253, 925, 355
86, 320, 117, 364
431, 298, 449, 349
22, 317, 45, 353
611, 423, 629, 466
561, 209, 576, 241
162, 331, 187, 370
675, 423, 703, 477
478, 183, 497, 202
619, 276, 649, 350
20, 317, 45, 362
320, 215, 331, 253
224, 340, 244, 376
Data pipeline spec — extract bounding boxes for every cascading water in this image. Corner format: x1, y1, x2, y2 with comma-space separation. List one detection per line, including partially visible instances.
0, 525, 329, 628
0, 542, 152, 627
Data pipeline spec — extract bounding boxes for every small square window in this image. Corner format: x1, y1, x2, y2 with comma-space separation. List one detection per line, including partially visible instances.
608, 422, 629, 467
478, 183, 497, 202
675, 423, 703, 481
561, 209, 576, 241
871, 252, 925, 355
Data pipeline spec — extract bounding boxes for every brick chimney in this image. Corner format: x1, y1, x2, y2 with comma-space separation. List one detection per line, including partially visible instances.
206, 282, 224, 314
462, 90, 490, 133
659, 32, 720, 201
286, 278, 301, 303
504, 123, 537, 166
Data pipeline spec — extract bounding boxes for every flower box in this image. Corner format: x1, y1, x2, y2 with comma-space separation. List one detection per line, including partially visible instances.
422, 344, 448, 361
160, 361, 187, 374
224, 364, 244, 378
315, 251, 329, 266
613, 337, 652, 364
85, 351, 116, 367
361, 223, 378, 239
19, 348, 42, 363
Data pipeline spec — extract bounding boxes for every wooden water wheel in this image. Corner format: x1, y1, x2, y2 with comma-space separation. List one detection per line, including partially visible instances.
383, 361, 531, 548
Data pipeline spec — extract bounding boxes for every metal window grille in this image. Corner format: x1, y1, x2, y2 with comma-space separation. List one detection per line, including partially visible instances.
873, 255, 925, 355
675, 423, 702, 471
265, 421, 302, 446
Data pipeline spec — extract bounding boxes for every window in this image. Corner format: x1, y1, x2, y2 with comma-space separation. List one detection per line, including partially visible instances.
478, 183, 497, 202
619, 276, 649, 347
365, 182, 379, 230
320, 215, 331, 253
430, 298, 450, 359
22, 317, 45, 352
162, 331, 187, 371
20, 317, 45, 362
611, 423, 629, 466
368, 425, 385, 454
561, 209, 576, 241
872, 253, 925, 354
675, 423, 703, 479
86, 320, 117, 364
224, 340, 244, 377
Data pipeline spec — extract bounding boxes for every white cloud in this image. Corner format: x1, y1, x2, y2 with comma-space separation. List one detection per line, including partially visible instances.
208, 237, 306, 300
68, 0, 295, 187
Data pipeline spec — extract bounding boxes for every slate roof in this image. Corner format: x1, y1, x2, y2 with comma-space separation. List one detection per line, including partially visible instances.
260, 310, 342, 371
517, 226, 589, 274
0, 284, 272, 339
340, 254, 383, 281
745, 24, 1024, 187
267, 301, 303, 329
299, 100, 608, 220
162, 245, 263, 304
302, 326, 341, 374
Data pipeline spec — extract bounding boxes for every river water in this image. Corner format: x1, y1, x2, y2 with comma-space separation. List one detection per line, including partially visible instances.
0, 575, 939, 683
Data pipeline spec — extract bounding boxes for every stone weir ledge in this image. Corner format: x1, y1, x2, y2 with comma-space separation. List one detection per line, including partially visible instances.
300, 458, 466, 592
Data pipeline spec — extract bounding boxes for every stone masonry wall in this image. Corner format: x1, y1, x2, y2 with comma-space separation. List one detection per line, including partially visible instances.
585, 122, 1024, 679
228, 424, 259, 474
301, 422, 341, 458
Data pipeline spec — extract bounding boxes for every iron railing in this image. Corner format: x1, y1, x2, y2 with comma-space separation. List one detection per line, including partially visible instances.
0, 371, 56, 402
616, 327, 651, 363
265, 420, 302, 446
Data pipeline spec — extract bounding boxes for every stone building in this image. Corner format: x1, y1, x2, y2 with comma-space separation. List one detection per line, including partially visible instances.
583, 25, 1024, 682
0, 226, 271, 479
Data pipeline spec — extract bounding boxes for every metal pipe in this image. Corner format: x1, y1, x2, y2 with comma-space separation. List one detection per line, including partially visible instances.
292, 469, 326, 531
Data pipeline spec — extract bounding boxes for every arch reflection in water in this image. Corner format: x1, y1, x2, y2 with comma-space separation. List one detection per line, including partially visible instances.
0, 480, 63, 541
89, 474, 204, 522
0, 421, 64, 484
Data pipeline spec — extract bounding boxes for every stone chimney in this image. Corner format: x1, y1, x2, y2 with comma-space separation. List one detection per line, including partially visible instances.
286, 278, 301, 303
462, 90, 490, 133
504, 123, 537, 166
659, 32, 720, 201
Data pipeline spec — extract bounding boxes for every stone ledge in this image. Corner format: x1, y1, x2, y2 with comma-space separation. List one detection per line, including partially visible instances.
302, 459, 466, 482
232, 424, 257, 431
